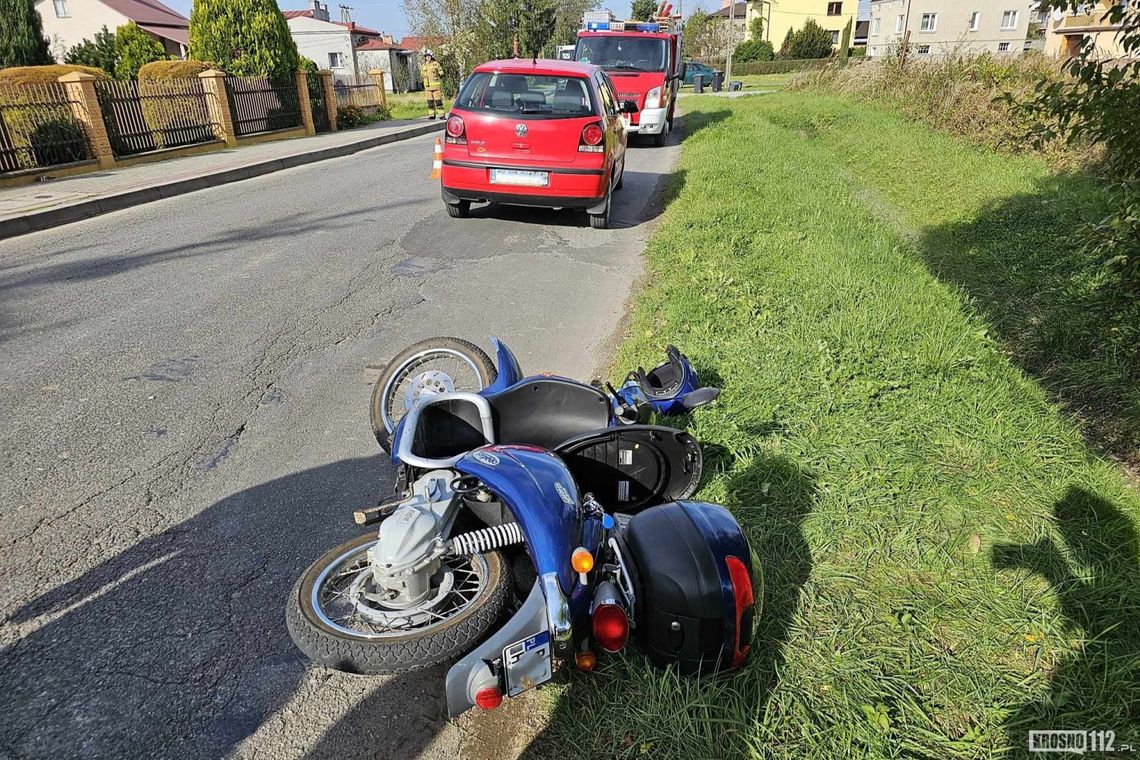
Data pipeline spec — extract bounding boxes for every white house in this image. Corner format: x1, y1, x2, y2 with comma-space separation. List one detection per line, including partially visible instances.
36, 0, 189, 61
285, 2, 418, 91
866, 0, 1037, 58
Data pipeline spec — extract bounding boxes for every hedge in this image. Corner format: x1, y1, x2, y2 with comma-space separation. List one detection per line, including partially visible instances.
0, 64, 109, 84
733, 58, 833, 75
137, 59, 214, 81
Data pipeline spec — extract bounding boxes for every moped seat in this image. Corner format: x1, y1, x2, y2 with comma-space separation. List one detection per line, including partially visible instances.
488, 377, 611, 449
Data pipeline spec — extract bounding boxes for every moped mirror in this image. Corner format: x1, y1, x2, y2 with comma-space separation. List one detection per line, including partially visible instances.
681, 387, 720, 410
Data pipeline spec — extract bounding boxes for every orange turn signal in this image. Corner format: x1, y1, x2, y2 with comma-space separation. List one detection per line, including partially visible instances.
575, 651, 598, 671
571, 547, 594, 574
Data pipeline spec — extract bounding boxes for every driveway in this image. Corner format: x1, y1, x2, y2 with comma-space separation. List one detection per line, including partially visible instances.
0, 128, 681, 759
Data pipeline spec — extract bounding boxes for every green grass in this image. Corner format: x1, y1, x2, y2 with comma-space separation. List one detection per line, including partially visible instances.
386, 92, 453, 121
526, 93, 1140, 759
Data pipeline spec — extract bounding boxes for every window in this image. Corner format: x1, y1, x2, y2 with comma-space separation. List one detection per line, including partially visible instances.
328, 52, 345, 69
575, 36, 668, 72
1001, 10, 1019, 29
871, 17, 881, 35
595, 74, 617, 116
831, 30, 840, 44
969, 11, 980, 31
827, 2, 843, 16
455, 73, 597, 118
896, 14, 904, 32
920, 13, 937, 32
917, 44, 931, 54
52, 0, 69, 16
997, 41, 1011, 51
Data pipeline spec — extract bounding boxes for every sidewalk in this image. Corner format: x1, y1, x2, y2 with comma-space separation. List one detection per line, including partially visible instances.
0, 118, 444, 241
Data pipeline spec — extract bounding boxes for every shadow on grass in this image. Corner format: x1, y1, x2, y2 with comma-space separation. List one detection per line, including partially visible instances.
917, 174, 1139, 471
519, 452, 815, 759
992, 486, 1140, 754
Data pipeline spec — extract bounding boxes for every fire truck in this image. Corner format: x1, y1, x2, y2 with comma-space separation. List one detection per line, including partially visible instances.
574, 5, 684, 147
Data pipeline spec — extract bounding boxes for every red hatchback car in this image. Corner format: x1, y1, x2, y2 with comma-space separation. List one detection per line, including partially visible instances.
440, 59, 636, 229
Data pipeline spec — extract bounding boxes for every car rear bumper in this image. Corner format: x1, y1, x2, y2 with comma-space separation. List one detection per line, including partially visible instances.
624, 106, 667, 135
442, 159, 607, 210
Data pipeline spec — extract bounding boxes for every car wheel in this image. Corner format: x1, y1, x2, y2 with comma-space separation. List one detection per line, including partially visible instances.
589, 191, 611, 229
615, 159, 625, 191
446, 200, 470, 218
651, 121, 668, 147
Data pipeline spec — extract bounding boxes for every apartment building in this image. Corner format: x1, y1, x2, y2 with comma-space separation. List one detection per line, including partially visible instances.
866, 0, 1037, 58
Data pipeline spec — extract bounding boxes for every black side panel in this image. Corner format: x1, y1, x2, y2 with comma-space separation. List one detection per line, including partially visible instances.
412, 399, 486, 460
490, 378, 611, 450
554, 425, 702, 512
623, 503, 726, 674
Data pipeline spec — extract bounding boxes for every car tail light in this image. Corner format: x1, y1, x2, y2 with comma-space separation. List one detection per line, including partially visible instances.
725, 556, 754, 668
591, 603, 629, 653
579, 122, 604, 153
474, 686, 502, 709
445, 115, 466, 144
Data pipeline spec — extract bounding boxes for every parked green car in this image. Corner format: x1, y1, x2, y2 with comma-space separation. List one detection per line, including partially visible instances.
683, 61, 719, 87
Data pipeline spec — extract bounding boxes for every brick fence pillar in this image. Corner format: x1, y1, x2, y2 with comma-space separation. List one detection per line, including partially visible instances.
58, 72, 114, 170
295, 70, 316, 136
319, 70, 337, 131
198, 70, 237, 147
368, 69, 389, 111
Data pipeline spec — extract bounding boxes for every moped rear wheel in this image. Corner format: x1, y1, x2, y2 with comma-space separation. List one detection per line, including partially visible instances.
286, 533, 511, 674
370, 337, 497, 452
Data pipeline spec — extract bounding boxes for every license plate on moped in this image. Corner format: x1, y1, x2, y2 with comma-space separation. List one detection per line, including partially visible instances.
502, 630, 552, 697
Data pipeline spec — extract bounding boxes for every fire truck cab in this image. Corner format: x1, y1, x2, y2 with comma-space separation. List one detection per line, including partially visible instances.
574, 6, 684, 146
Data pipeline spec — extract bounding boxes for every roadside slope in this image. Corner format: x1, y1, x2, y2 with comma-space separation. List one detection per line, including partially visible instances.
532, 93, 1140, 759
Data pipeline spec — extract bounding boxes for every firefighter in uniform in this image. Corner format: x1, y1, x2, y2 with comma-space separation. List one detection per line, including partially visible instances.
420, 50, 444, 120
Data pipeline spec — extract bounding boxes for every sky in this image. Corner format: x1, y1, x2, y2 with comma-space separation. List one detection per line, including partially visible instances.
161, 0, 873, 43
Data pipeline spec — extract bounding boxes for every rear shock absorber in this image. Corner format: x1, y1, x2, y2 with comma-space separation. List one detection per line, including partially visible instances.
448, 522, 525, 555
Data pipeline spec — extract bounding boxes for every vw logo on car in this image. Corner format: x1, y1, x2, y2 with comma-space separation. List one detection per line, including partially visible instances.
515, 123, 528, 137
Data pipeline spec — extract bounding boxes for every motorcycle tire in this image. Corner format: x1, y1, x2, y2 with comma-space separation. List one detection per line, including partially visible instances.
369, 337, 497, 452
286, 533, 511, 675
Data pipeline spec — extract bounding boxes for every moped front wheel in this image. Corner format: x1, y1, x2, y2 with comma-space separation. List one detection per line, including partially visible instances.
369, 337, 497, 452
286, 533, 511, 674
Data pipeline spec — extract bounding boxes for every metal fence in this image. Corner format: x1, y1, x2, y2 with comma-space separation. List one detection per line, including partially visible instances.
96, 79, 218, 157
333, 74, 385, 114
225, 76, 302, 137
0, 83, 91, 173
306, 72, 331, 133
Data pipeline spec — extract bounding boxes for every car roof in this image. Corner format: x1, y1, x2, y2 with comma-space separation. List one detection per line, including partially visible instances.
473, 58, 600, 78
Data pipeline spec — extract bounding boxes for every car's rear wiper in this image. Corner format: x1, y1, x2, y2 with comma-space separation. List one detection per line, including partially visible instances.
520, 106, 551, 114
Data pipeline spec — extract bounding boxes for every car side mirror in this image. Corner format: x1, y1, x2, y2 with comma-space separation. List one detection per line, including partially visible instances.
678, 62, 688, 80
620, 100, 639, 114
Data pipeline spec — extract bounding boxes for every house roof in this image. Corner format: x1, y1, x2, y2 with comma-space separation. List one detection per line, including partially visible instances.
99, 0, 187, 27
356, 39, 406, 51
399, 36, 445, 52
282, 10, 382, 36
709, 2, 747, 18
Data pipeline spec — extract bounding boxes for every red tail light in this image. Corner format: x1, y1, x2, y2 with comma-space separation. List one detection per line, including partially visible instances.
579, 123, 604, 153
474, 686, 502, 709
726, 556, 754, 668
591, 603, 629, 653
446, 115, 466, 144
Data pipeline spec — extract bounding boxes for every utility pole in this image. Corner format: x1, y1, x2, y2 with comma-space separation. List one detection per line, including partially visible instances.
725, 0, 736, 83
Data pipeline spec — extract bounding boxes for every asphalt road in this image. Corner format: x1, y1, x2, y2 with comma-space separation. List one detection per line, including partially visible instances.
0, 127, 681, 759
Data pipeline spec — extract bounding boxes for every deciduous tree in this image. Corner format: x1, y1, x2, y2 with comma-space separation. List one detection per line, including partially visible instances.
630, 0, 657, 22
115, 22, 166, 79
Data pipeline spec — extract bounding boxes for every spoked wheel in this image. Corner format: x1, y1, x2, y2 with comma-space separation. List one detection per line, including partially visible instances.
286, 533, 511, 674
369, 337, 497, 452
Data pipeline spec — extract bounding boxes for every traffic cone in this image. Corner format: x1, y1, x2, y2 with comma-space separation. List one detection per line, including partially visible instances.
430, 138, 443, 180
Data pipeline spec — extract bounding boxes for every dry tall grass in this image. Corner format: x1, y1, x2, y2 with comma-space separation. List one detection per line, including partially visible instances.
792, 53, 1102, 170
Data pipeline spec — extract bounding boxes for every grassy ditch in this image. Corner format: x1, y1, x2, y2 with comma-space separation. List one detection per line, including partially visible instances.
528, 93, 1140, 759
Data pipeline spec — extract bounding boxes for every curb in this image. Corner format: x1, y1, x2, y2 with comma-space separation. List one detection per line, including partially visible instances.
0, 121, 444, 241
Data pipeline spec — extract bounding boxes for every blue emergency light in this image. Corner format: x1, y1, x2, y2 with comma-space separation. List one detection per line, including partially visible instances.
583, 20, 661, 32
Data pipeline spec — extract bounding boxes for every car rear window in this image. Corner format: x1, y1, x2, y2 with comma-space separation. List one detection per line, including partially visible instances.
455, 73, 596, 118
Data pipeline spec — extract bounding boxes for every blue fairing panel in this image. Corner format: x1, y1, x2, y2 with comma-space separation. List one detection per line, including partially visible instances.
483, 337, 523, 395
456, 445, 580, 592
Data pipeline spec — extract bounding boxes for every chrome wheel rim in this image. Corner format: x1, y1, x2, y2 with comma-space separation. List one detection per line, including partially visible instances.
380, 349, 484, 433
311, 540, 488, 639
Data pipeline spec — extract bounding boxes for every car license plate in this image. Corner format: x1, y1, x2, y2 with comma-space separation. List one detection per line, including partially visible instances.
489, 168, 550, 188
502, 630, 552, 697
